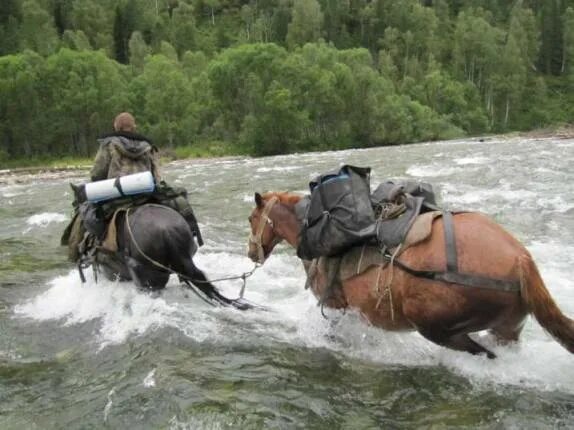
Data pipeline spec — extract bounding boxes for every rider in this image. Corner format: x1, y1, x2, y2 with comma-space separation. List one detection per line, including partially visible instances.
90, 112, 161, 182
62, 112, 203, 262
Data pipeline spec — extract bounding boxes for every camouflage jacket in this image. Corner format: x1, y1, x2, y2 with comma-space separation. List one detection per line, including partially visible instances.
90, 132, 161, 182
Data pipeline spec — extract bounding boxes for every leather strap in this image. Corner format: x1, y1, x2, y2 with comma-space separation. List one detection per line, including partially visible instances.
390, 258, 521, 292
113, 177, 126, 197
249, 196, 279, 263
442, 211, 458, 273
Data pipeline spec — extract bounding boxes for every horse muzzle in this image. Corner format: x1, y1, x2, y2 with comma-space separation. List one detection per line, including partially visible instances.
247, 243, 267, 264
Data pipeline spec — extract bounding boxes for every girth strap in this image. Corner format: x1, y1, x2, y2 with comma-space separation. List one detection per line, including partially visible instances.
390, 259, 521, 292
379, 211, 520, 292
442, 211, 458, 273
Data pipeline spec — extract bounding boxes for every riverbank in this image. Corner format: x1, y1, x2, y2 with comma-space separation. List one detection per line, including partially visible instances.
1, 125, 572, 186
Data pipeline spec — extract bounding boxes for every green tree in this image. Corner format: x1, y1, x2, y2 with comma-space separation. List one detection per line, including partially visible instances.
43, 49, 127, 156
20, 0, 59, 56
70, 0, 113, 54
62, 30, 92, 51
0, 0, 22, 55
130, 54, 197, 146
172, 2, 197, 55
452, 9, 504, 120
508, 4, 539, 71
491, 35, 527, 129
563, 7, 574, 76
240, 82, 309, 155
0, 51, 45, 158
113, 0, 139, 64
208, 43, 288, 137
286, 0, 324, 48
129, 31, 150, 71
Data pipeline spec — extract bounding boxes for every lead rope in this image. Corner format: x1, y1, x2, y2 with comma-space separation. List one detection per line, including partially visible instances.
125, 208, 260, 299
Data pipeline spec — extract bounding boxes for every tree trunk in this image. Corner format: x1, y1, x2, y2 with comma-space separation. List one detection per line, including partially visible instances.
504, 96, 510, 129
404, 41, 409, 79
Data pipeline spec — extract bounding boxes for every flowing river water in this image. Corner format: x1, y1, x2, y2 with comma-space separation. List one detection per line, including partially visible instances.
1, 136, 573, 429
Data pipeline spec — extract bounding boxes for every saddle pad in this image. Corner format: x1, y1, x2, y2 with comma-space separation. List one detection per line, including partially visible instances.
101, 209, 126, 253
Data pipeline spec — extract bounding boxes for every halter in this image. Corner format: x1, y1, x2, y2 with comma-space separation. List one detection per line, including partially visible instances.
249, 196, 279, 263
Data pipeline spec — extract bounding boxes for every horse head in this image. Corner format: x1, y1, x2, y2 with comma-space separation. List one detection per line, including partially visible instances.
247, 192, 303, 264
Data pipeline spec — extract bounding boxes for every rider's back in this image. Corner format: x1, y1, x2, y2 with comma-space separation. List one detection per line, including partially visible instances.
91, 132, 160, 182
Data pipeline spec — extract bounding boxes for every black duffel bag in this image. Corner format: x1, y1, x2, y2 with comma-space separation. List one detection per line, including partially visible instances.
297, 165, 376, 260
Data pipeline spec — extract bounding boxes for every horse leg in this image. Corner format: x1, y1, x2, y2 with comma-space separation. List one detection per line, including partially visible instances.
125, 256, 170, 291
488, 318, 526, 346
418, 328, 497, 359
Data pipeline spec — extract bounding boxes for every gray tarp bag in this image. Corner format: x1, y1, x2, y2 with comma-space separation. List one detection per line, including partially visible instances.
297, 165, 376, 260
371, 180, 440, 249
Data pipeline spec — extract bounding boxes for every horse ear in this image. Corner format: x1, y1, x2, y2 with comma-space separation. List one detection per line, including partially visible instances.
70, 183, 80, 198
255, 192, 263, 208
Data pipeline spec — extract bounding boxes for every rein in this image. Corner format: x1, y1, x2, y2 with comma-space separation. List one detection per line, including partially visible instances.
125, 208, 260, 300
248, 196, 279, 263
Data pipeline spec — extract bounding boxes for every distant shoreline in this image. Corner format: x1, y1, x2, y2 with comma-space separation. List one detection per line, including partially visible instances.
1, 127, 572, 186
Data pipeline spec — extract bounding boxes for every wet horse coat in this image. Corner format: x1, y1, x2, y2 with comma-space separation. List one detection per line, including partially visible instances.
247, 192, 574, 358
88, 203, 248, 308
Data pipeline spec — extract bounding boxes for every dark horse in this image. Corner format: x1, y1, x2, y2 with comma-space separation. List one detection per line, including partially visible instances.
85, 203, 249, 310
247, 192, 574, 358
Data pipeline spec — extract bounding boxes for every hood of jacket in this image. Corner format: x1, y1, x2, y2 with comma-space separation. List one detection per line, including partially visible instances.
98, 132, 155, 160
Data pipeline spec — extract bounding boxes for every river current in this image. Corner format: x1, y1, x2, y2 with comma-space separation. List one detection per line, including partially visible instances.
1, 136, 573, 429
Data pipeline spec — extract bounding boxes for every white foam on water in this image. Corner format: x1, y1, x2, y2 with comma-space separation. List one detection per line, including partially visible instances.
197, 247, 574, 394
2, 192, 22, 198
169, 414, 226, 430
14, 239, 574, 394
143, 369, 156, 388
230, 241, 574, 393
268, 288, 574, 394
26, 212, 68, 226
103, 387, 116, 423
406, 164, 471, 178
11, 136, 574, 397
441, 183, 537, 207
536, 196, 574, 213
256, 166, 302, 173
454, 156, 490, 165
14, 270, 223, 349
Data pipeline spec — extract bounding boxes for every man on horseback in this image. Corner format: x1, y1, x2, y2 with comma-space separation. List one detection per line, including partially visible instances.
62, 112, 203, 263
90, 112, 161, 183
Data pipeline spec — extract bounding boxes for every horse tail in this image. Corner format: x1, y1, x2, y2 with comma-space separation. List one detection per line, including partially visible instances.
179, 259, 252, 311
519, 254, 574, 353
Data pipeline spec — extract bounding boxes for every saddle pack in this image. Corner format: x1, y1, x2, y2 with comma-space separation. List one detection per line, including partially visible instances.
296, 165, 376, 260
296, 165, 439, 259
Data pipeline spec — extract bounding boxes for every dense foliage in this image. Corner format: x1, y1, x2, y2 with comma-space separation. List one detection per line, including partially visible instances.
1, 0, 573, 162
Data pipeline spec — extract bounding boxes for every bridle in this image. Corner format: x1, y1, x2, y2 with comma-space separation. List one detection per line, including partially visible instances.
248, 196, 280, 263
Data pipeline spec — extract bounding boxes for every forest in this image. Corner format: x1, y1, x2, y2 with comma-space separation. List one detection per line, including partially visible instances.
0, 0, 573, 162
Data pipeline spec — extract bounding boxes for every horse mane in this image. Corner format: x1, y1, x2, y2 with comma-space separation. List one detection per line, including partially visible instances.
262, 191, 303, 208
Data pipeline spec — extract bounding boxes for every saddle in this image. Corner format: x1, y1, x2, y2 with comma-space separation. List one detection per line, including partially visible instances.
306, 211, 443, 300
371, 180, 440, 251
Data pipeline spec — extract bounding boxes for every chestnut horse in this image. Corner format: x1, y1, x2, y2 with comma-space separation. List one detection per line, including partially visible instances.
247, 192, 574, 358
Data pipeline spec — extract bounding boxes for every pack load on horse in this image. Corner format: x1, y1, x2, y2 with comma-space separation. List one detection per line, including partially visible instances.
61, 113, 250, 310
247, 165, 574, 358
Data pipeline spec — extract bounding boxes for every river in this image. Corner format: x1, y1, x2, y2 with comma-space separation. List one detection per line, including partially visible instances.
1, 136, 573, 429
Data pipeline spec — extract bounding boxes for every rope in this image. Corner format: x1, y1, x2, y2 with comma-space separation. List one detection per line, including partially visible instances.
125, 208, 260, 299
375, 244, 402, 322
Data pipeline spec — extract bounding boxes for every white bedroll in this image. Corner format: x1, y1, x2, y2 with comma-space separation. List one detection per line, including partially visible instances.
85, 171, 155, 203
